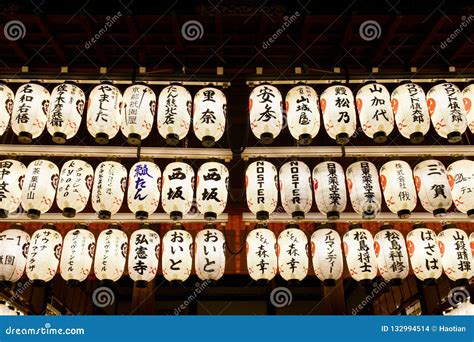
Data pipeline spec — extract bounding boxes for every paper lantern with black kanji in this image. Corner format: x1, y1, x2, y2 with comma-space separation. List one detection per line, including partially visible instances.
438, 226, 473, 282
56, 159, 93, 218
380, 160, 417, 219
161, 162, 194, 221
196, 162, 228, 220
312, 161, 347, 220
157, 85, 192, 145
128, 228, 160, 286
120, 83, 156, 145
94, 227, 128, 282
47, 82, 85, 144
60, 227, 95, 285
0, 228, 30, 284
194, 225, 225, 281
277, 224, 308, 282
91, 161, 127, 219
343, 227, 377, 283
285, 85, 320, 145
346, 161, 382, 219
21, 159, 59, 219
279, 161, 312, 220
249, 84, 283, 144
427, 83, 467, 143
374, 226, 409, 283
320, 84, 356, 145
413, 159, 453, 217
161, 228, 193, 282
463, 83, 474, 133
246, 226, 277, 281
447, 159, 474, 218
311, 226, 343, 285
0, 160, 26, 218
86, 82, 122, 144
127, 161, 161, 220
0, 82, 13, 137
406, 225, 443, 282
193, 87, 226, 147
26, 227, 62, 284
245, 160, 278, 221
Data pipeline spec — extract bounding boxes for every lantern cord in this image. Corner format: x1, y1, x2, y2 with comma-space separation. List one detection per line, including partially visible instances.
136, 141, 142, 159
223, 224, 248, 255
226, 112, 249, 155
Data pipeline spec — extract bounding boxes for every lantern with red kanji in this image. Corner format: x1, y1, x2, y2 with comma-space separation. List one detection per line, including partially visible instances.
312, 161, 347, 220
0, 160, 26, 218
249, 84, 283, 144
193, 87, 226, 147
246, 224, 277, 282
245, 160, 278, 221
277, 224, 308, 282
161, 226, 193, 282
128, 227, 160, 287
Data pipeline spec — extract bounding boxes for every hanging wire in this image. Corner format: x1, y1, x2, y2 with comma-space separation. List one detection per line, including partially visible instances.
223, 224, 249, 255
226, 108, 249, 155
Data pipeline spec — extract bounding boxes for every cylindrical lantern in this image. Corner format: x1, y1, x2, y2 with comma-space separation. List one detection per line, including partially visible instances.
438, 226, 473, 283
56, 159, 94, 218
86, 82, 122, 144
277, 224, 308, 282
311, 226, 343, 285
346, 161, 382, 219
194, 225, 226, 281
0, 82, 13, 137
279, 161, 312, 220
320, 84, 356, 145
0, 228, 30, 284
285, 85, 320, 145
120, 83, 156, 145
246, 225, 277, 282
245, 160, 278, 221
11, 82, 50, 143
161, 227, 193, 282
0, 160, 26, 218
343, 226, 377, 284
127, 161, 161, 220
379, 160, 417, 219
249, 84, 283, 144
60, 227, 95, 285
157, 85, 191, 145
94, 227, 128, 283
312, 161, 347, 220
91, 161, 127, 219
161, 162, 194, 221
128, 228, 160, 287
447, 159, 474, 218
47, 82, 86, 144
196, 162, 228, 220
470, 232, 474, 258
193, 87, 226, 147
413, 159, 453, 217
21, 159, 59, 219
462, 83, 474, 133
427, 82, 467, 143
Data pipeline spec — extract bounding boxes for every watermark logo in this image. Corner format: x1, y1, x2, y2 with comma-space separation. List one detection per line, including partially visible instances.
4, 20, 26, 41
440, 15, 474, 49
359, 20, 382, 41
352, 280, 388, 315
84, 12, 122, 50
181, 20, 204, 41
174, 280, 211, 315
270, 287, 293, 307
447, 286, 470, 307
92, 286, 115, 308
262, 12, 300, 49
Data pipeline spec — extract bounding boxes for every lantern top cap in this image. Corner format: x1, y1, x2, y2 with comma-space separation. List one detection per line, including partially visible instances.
412, 223, 427, 230
100, 80, 114, 85
254, 222, 268, 229
107, 223, 122, 231
42, 223, 56, 230
204, 223, 217, 230
285, 223, 300, 230
348, 222, 363, 230
63, 80, 78, 86
10, 222, 24, 230
380, 223, 394, 231
442, 223, 458, 230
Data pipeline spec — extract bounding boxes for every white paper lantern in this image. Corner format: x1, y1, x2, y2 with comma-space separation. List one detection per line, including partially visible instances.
346, 161, 382, 219
0, 228, 30, 284
427, 82, 467, 143
56, 159, 94, 218
157, 85, 191, 145
127, 161, 161, 220
462, 83, 474, 133
413, 159, 453, 217
279, 161, 312, 220
249, 84, 283, 144
196, 162, 228, 220
0, 160, 26, 218
60, 227, 95, 285
94, 227, 128, 283
193, 87, 226, 147
194, 225, 225, 281
320, 84, 356, 145
91, 161, 127, 219
26, 227, 62, 284
374, 226, 409, 283
438, 226, 473, 282
161, 162, 194, 221
447, 159, 474, 218
161, 228, 193, 282
379, 160, 417, 219
245, 161, 278, 221
285, 85, 320, 145
312, 161, 347, 220
246, 226, 277, 282
277, 225, 308, 282
21, 160, 59, 219
128, 228, 160, 286
311, 227, 343, 285
120, 83, 156, 145
0, 82, 13, 137
86, 82, 122, 144
47, 82, 85, 144
470, 232, 474, 258
343, 227, 377, 283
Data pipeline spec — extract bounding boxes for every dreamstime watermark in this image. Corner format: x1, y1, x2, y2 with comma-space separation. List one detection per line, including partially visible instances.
262, 12, 300, 49
92, 286, 115, 308
173, 280, 212, 315
10, 279, 33, 302
359, 20, 382, 41
351, 280, 388, 315
270, 287, 293, 307
447, 286, 470, 307
440, 15, 474, 49
5, 323, 85, 336
181, 20, 204, 41
84, 11, 123, 50
3, 20, 26, 41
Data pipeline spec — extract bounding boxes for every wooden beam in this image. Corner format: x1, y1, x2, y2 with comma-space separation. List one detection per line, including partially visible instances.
373, 16, 402, 64
409, 17, 445, 65
131, 280, 155, 314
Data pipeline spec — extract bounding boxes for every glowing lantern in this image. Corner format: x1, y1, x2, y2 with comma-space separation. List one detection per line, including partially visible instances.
413, 159, 452, 217
279, 161, 312, 220
196, 162, 228, 220
161, 162, 194, 221
47, 82, 85, 144
0, 160, 26, 218
91, 161, 127, 219
249, 84, 283, 144
194, 224, 225, 281
427, 82, 467, 143
245, 160, 278, 221
447, 159, 474, 218
246, 225, 277, 282
60, 227, 95, 286
121, 83, 156, 145
379, 160, 417, 219
128, 227, 160, 287
0, 82, 13, 137
346, 161, 382, 219
193, 87, 226, 147
311, 225, 343, 285
161, 227, 193, 282
312, 161, 347, 220
343, 225, 377, 284
0, 228, 30, 285
157, 84, 192, 145
438, 225, 473, 283
277, 224, 308, 282
94, 227, 128, 283
470, 232, 474, 258
127, 161, 161, 220
56, 159, 94, 218
462, 83, 474, 133
21, 160, 59, 219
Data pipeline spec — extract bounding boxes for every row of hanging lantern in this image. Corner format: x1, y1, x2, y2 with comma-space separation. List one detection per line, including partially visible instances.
245, 158, 474, 220
0, 81, 226, 147
249, 81, 473, 145
0, 159, 228, 221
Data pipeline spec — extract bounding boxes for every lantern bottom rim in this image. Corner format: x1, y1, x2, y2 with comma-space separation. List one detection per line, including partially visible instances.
298, 133, 312, 145
170, 211, 183, 221
336, 133, 349, 145
422, 278, 437, 286
98, 210, 112, 220
287, 279, 301, 286
32, 280, 46, 287
0, 281, 13, 289
95, 132, 109, 145
135, 280, 149, 288
66, 279, 80, 287
322, 279, 336, 287
433, 208, 447, 217
447, 131, 462, 143
165, 133, 180, 146
100, 279, 114, 287
62, 207, 76, 218
409, 131, 424, 144
27, 209, 41, 219
467, 209, 474, 218
397, 209, 411, 219
454, 279, 470, 287
292, 211, 305, 220
256, 210, 269, 221
326, 211, 340, 220
135, 211, 149, 220
128, 133, 141, 146
52, 132, 67, 144
256, 279, 270, 286
389, 278, 403, 286
260, 132, 274, 145
358, 279, 373, 288
18, 131, 32, 144
202, 135, 216, 147
373, 131, 387, 144
0, 209, 8, 218
204, 211, 217, 220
